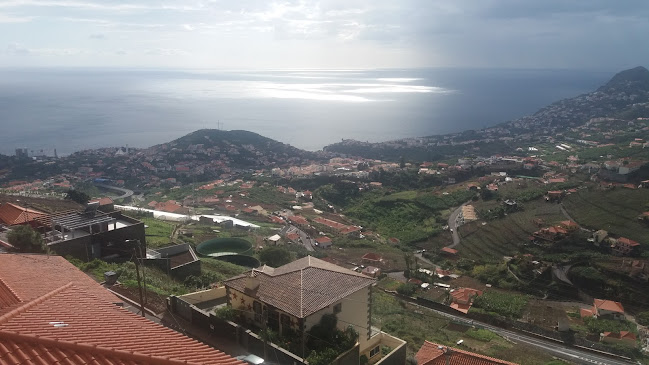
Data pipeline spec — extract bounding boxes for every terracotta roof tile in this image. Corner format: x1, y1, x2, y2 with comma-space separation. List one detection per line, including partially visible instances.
0, 284, 243, 365
0, 254, 121, 313
224, 256, 374, 318
0, 203, 45, 225
594, 298, 624, 313
415, 341, 518, 365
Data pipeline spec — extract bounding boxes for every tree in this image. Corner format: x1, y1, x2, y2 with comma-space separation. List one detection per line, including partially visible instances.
7, 225, 45, 253
259, 246, 293, 267
635, 311, 649, 326
396, 283, 417, 297
65, 189, 90, 205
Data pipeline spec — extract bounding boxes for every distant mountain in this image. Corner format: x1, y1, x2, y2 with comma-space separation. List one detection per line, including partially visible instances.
598, 66, 649, 92
324, 66, 649, 161
147, 129, 317, 167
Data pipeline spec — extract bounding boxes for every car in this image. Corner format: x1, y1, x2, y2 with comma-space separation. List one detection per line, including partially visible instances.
450, 228, 454, 233
236, 354, 265, 365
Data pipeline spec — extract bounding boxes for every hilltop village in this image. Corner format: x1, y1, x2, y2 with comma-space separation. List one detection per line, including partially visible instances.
1, 67, 649, 365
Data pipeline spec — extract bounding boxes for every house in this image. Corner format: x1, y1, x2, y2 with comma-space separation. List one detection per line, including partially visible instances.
546, 190, 564, 201
286, 233, 300, 242
266, 234, 281, 245
315, 236, 332, 248
612, 237, 641, 256
222, 256, 406, 363
0, 202, 45, 225
287, 215, 309, 226
89, 197, 114, 212
580, 298, 625, 320
361, 252, 383, 264
441, 247, 458, 256
0, 254, 243, 365
533, 226, 568, 242
361, 266, 381, 278
416, 341, 517, 365
592, 230, 608, 247
450, 287, 483, 314
600, 331, 637, 346
559, 220, 579, 231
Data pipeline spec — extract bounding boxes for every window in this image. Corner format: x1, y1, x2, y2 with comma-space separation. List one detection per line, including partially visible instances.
281, 314, 291, 329
370, 346, 380, 358
333, 303, 342, 314
253, 301, 262, 322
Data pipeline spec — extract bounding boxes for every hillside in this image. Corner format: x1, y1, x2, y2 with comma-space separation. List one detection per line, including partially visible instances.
324, 66, 649, 161
147, 129, 317, 167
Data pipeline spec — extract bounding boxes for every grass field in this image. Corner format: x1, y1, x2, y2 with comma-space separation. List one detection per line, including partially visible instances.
563, 188, 649, 243
141, 216, 175, 248
457, 200, 565, 262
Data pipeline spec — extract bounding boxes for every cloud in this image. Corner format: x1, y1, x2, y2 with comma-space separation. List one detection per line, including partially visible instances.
89, 33, 105, 39
144, 48, 190, 56
0, 13, 33, 22
5, 43, 30, 55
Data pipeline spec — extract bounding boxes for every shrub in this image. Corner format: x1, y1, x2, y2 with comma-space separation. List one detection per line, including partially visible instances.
396, 283, 417, 297
465, 328, 499, 342
472, 291, 528, 319
636, 311, 649, 326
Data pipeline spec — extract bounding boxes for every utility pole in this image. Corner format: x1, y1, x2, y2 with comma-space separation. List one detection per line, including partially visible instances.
133, 247, 146, 317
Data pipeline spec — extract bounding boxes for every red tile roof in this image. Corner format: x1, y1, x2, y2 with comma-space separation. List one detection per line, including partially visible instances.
0, 254, 121, 313
0, 284, 243, 365
362, 252, 382, 262
90, 197, 114, 206
286, 233, 300, 241
315, 236, 332, 244
594, 298, 624, 314
288, 215, 309, 225
602, 331, 636, 340
441, 247, 458, 255
0, 203, 45, 226
416, 341, 517, 365
617, 237, 640, 247
0, 254, 243, 365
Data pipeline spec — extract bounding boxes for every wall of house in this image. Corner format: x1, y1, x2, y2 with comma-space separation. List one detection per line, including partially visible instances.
304, 286, 371, 348
170, 259, 201, 279
49, 235, 92, 260
156, 243, 191, 257
227, 288, 301, 335
330, 343, 360, 365
180, 287, 227, 305
361, 332, 407, 365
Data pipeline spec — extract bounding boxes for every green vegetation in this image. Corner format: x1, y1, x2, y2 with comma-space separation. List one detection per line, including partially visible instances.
563, 188, 649, 244
65, 188, 90, 204
472, 291, 529, 319
306, 314, 358, 365
459, 200, 564, 262
465, 328, 500, 342
396, 283, 417, 297
7, 225, 45, 253
636, 311, 649, 326
343, 189, 475, 244
196, 237, 253, 255
258, 246, 293, 267
140, 216, 175, 248
583, 317, 637, 335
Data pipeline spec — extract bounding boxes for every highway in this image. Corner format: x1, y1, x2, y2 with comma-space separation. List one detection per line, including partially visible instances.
446, 202, 468, 248
94, 183, 134, 200
404, 297, 633, 365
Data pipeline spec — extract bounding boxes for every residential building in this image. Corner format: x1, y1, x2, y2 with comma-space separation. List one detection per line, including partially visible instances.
315, 236, 332, 248
415, 341, 517, 365
361, 266, 381, 278
450, 288, 483, 314
361, 252, 383, 264
0, 253, 242, 365
600, 331, 637, 346
612, 237, 641, 256
581, 298, 625, 320
222, 256, 406, 363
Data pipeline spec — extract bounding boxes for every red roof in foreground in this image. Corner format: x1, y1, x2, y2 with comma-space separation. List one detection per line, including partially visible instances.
617, 237, 640, 247
0, 254, 243, 365
0, 203, 45, 226
602, 331, 636, 340
415, 341, 518, 365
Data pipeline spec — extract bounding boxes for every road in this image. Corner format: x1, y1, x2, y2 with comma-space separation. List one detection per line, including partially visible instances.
405, 298, 632, 365
282, 224, 315, 251
446, 202, 468, 249
95, 183, 134, 200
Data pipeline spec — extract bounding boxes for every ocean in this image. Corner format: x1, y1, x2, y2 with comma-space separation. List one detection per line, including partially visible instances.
0, 67, 613, 156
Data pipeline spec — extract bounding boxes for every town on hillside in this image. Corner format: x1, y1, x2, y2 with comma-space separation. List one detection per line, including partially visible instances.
1, 67, 649, 365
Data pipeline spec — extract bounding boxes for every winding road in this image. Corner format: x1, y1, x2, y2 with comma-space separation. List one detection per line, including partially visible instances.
95, 183, 134, 200
446, 202, 469, 249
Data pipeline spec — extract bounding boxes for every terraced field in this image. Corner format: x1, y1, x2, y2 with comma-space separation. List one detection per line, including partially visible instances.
458, 201, 564, 261
563, 188, 649, 243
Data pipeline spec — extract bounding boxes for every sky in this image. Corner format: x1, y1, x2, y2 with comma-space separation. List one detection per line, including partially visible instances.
0, 0, 647, 70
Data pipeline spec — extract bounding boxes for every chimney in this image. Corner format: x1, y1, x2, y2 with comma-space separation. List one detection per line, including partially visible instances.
245, 270, 260, 291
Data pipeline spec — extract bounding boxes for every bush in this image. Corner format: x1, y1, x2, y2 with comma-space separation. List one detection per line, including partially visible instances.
214, 306, 236, 321
396, 283, 417, 297
472, 291, 528, 319
636, 311, 649, 326
465, 328, 499, 342
259, 246, 293, 267
583, 317, 636, 335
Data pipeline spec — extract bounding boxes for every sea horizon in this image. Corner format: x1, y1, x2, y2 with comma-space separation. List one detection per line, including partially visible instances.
0, 67, 614, 156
